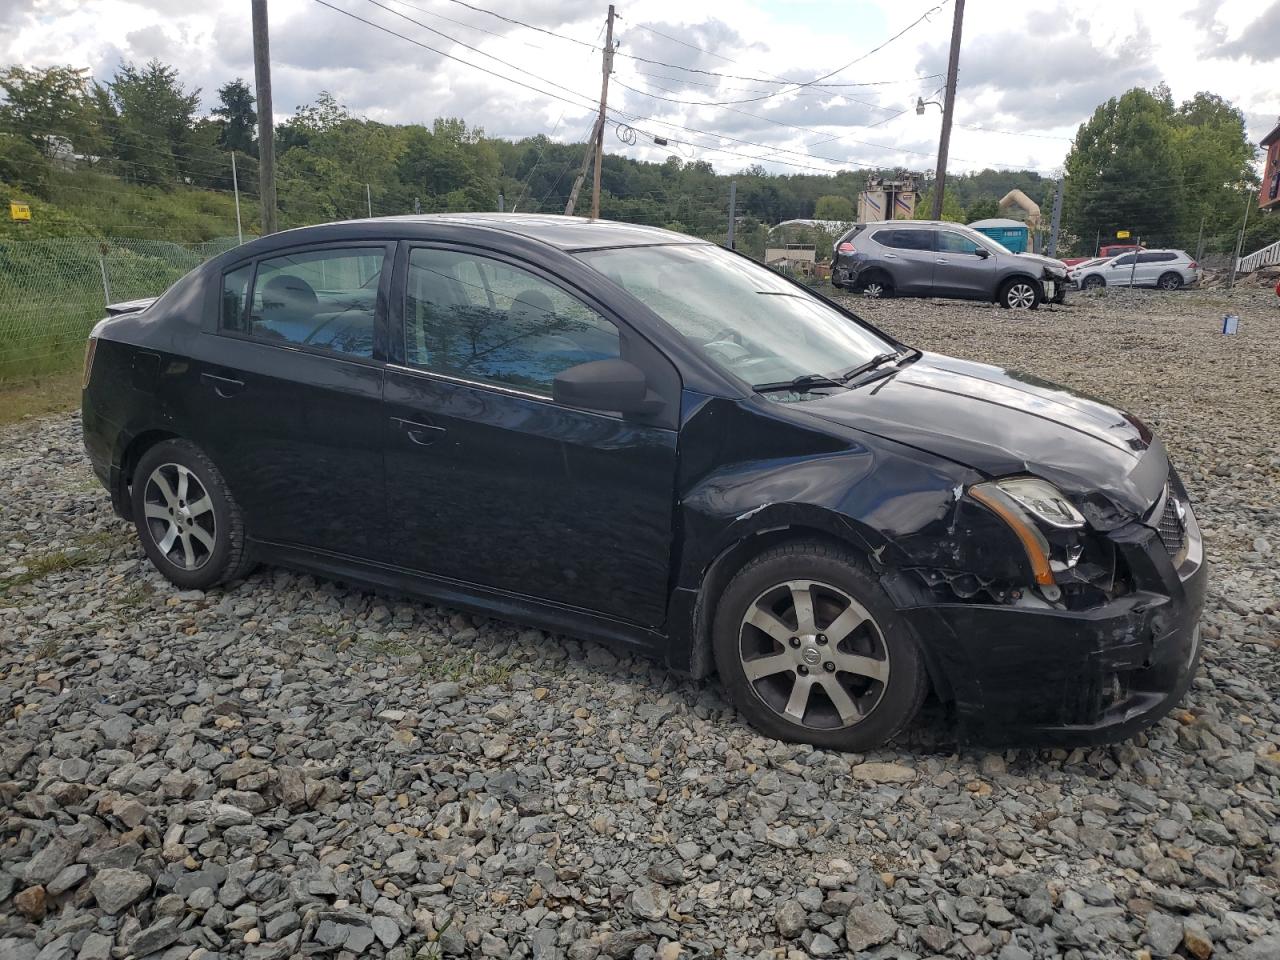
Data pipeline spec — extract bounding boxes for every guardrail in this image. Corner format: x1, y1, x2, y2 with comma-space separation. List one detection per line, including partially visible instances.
1237, 238, 1280, 274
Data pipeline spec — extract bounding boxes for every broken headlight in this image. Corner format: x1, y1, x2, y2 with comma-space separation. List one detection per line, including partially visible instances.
968, 478, 1087, 597
993, 477, 1084, 529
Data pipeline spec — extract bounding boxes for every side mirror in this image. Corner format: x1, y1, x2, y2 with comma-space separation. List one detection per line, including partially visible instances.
975, 248, 990, 259
553, 358, 663, 415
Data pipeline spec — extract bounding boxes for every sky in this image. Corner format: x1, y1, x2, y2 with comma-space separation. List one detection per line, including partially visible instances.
2, 0, 1279, 178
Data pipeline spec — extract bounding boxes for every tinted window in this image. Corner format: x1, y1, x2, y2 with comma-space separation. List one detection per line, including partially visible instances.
1138, 252, 1176, 263
1111, 254, 1136, 266
875, 229, 933, 251
221, 264, 252, 330
404, 248, 620, 395
937, 231, 982, 255
237, 248, 382, 358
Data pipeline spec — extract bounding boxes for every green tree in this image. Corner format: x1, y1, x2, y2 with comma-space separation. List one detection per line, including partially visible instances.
277, 93, 406, 222
965, 197, 1000, 222
813, 194, 855, 221
212, 78, 256, 156
108, 59, 202, 185
914, 188, 965, 222
0, 65, 97, 155
1171, 92, 1256, 253
1063, 87, 1184, 247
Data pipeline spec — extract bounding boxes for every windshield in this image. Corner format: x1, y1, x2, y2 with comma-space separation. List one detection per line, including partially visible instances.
576, 244, 896, 389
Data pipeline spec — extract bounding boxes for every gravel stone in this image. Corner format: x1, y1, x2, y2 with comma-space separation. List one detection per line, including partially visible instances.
2, 289, 1279, 960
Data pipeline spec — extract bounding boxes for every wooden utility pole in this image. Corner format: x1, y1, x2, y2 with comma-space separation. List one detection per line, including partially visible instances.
590, 5, 616, 220
1047, 177, 1064, 258
930, 0, 964, 221
566, 5, 615, 218
251, 0, 278, 235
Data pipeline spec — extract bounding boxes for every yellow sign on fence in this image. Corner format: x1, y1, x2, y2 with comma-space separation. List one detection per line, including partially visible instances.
1116, 229, 1131, 239
9, 202, 31, 222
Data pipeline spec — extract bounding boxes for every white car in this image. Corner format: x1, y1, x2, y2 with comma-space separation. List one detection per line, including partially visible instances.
1073, 250, 1200, 291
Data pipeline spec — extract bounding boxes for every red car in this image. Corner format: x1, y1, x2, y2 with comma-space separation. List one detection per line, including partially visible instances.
1061, 243, 1144, 268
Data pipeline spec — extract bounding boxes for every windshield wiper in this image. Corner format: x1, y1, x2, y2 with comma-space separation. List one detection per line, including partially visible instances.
754, 372, 845, 394
838, 351, 907, 384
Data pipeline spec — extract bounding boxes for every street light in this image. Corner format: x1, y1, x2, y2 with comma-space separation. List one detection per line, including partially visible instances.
916, 97, 941, 115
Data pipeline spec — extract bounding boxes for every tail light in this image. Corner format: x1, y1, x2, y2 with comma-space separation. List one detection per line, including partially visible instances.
837, 242, 856, 254
1189, 261, 1198, 269
83, 337, 98, 389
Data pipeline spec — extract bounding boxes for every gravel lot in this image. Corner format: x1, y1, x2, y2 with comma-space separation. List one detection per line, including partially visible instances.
2, 287, 1279, 960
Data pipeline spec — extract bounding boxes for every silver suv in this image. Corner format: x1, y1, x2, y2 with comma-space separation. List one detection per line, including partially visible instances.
1071, 250, 1200, 291
832, 221, 1069, 309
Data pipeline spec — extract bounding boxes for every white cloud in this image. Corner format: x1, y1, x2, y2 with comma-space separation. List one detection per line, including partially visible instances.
1, 0, 1277, 176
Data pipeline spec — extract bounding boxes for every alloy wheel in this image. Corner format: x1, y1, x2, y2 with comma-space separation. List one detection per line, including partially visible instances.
738, 579, 890, 730
1159, 274, 1181, 290
862, 282, 885, 298
1006, 282, 1037, 309
142, 463, 216, 570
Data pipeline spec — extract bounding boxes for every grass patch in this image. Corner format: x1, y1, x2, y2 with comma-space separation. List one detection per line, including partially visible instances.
0, 369, 82, 426
0, 548, 93, 592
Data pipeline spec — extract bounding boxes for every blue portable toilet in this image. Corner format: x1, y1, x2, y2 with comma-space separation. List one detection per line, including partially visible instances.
968, 217, 1030, 253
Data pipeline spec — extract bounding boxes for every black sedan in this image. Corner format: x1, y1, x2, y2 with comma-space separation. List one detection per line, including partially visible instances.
82, 214, 1207, 749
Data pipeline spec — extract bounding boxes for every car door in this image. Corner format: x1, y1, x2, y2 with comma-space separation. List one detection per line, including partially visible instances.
183, 243, 391, 559
934, 229, 996, 299
1108, 253, 1138, 286
382, 242, 680, 627
872, 227, 936, 294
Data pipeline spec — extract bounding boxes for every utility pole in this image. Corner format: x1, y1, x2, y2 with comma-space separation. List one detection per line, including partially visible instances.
727, 180, 737, 249
230, 151, 243, 245
1195, 214, 1206, 263
498, 191, 505, 212
930, 0, 964, 221
590, 4, 617, 220
251, 0, 278, 235
366, 183, 372, 218
1228, 190, 1256, 290
564, 121, 597, 216
1047, 177, 1063, 258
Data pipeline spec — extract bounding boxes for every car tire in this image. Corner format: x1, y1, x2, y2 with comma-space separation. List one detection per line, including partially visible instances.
131, 439, 255, 590
999, 278, 1040, 310
1157, 272, 1182, 291
711, 540, 927, 750
858, 272, 894, 299
1082, 275, 1105, 291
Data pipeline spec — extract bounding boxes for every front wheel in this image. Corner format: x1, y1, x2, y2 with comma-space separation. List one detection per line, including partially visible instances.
712, 541, 927, 750
131, 439, 254, 590
1082, 275, 1105, 291
1157, 272, 1183, 291
999, 278, 1041, 310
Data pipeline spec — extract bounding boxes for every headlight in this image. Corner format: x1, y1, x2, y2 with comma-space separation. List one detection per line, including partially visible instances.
968, 478, 1085, 590
994, 478, 1085, 528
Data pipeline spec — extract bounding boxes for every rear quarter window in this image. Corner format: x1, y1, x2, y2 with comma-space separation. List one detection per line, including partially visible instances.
221, 264, 253, 332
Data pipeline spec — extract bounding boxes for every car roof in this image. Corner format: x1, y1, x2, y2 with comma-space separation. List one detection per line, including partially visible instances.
246, 213, 706, 253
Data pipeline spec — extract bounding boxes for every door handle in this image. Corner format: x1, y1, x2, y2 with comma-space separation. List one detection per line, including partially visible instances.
882, 253, 898, 259
201, 373, 245, 398
935, 258, 949, 263
392, 417, 446, 446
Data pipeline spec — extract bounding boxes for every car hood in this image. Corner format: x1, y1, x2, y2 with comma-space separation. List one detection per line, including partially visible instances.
802, 353, 1168, 524
1014, 252, 1068, 275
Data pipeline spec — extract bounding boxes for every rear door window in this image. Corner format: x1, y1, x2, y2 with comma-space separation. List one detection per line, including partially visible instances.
875, 229, 933, 251
232, 247, 385, 358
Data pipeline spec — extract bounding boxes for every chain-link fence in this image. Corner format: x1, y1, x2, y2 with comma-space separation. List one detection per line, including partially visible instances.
0, 236, 241, 383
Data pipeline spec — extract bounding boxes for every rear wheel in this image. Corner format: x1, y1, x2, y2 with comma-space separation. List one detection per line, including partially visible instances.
712, 541, 927, 750
131, 439, 254, 590
999, 278, 1040, 310
1157, 272, 1183, 291
858, 272, 894, 299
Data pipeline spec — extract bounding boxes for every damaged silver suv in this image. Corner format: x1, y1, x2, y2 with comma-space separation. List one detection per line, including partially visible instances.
832, 220, 1069, 309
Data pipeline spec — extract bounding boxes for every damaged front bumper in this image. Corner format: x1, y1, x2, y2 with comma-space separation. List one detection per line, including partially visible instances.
901, 503, 1206, 745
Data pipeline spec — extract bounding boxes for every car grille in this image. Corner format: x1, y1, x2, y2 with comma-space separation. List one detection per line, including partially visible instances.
1156, 491, 1185, 557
